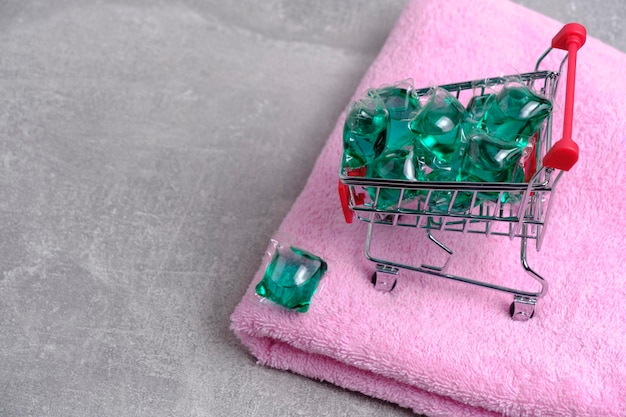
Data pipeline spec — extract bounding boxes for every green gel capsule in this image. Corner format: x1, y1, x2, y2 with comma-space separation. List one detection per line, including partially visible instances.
367, 148, 422, 208
342, 96, 388, 169
409, 88, 467, 168
478, 83, 552, 145
255, 245, 327, 313
425, 168, 473, 213
369, 85, 421, 151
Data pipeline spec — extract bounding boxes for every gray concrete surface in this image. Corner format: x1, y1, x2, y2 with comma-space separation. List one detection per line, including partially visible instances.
0, 1, 623, 416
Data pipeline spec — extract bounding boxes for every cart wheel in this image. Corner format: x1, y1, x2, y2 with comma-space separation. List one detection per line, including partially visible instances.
509, 298, 536, 321
371, 271, 397, 293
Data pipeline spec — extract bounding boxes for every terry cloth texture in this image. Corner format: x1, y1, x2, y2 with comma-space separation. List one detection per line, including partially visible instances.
231, 0, 626, 415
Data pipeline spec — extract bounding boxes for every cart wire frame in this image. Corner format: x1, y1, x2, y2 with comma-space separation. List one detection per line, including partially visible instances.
338, 23, 586, 320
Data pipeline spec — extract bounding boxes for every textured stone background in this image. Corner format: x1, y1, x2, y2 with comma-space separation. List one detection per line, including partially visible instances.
0, 1, 623, 416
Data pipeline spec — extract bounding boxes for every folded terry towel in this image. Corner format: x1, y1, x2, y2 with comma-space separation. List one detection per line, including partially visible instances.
231, 0, 626, 415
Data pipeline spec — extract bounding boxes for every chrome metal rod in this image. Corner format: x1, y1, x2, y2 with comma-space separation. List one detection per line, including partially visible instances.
363, 222, 545, 298
520, 224, 548, 297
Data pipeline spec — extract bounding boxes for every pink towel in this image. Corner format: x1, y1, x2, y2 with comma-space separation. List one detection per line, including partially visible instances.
231, 0, 626, 415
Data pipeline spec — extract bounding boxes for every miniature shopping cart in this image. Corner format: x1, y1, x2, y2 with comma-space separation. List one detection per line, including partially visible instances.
338, 23, 586, 320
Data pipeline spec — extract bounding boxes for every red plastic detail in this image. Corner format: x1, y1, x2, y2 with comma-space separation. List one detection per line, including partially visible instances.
349, 167, 366, 206
338, 180, 353, 223
543, 137, 580, 171
349, 166, 367, 177
524, 152, 537, 183
338, 167, 367, 224
523, 134, 538, 182
551, 23, 587, 51
544, 23, 586, 171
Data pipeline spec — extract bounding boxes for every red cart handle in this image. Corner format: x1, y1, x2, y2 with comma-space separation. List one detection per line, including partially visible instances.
543, 23, 586, 171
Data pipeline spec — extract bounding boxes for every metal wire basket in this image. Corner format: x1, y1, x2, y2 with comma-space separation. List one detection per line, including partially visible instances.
338, 23, 586, 320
